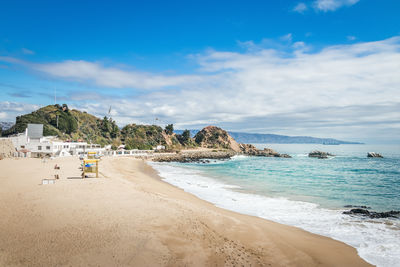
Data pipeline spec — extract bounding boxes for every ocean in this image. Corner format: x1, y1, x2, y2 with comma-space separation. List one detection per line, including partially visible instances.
150, 144, 400, 267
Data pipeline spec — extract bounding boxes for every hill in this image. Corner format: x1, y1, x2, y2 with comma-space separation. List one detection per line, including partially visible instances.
194, 126, 241, 152
2, 104, 119, 146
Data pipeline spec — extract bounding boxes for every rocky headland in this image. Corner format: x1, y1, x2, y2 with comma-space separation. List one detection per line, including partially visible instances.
153, 126, 291, 162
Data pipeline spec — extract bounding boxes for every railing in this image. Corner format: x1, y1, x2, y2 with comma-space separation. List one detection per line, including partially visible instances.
102, 150, 155, 157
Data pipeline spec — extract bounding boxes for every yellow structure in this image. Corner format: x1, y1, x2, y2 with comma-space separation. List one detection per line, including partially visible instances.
83, 159, 99, 178
87, 151, 97, 159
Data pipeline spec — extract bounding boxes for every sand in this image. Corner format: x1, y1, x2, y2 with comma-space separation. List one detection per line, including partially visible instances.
0, 156, 372, 266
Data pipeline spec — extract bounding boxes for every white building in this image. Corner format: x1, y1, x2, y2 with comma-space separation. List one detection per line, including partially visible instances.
7, 124, 105, 157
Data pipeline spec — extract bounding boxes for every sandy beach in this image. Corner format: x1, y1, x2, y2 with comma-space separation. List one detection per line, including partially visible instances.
0, 156, 372, 266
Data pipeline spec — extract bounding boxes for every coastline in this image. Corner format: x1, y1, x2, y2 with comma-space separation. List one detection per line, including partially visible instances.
0, 156, 371, 266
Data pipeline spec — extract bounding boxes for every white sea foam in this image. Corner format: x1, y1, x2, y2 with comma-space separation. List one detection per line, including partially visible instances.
150, 162, 400, 267
231, 155, 250, 160
294, 153, 309, 157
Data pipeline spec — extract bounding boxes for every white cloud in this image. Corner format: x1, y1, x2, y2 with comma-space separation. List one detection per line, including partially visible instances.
21, 48, 35, 55
0, 101, 40, 122
1, 36, 400, 142
347, 35, 357, 41
313, 0, 360, 12
33, 60, 203, 89
293, 3, 308, 13
0, 57, 204, 90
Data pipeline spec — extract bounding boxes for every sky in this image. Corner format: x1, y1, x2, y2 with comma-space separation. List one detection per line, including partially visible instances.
0, 0, 399, 143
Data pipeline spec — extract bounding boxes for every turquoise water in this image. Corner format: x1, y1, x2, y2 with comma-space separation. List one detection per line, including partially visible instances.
151, 144, 400, 266
183, 144, 400, 211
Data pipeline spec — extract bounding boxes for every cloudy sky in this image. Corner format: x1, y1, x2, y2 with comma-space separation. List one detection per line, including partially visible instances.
1, 0, 399, 143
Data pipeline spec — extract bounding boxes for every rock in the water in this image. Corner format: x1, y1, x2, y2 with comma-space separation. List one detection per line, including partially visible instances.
367, 152, 383, 158
239, 144, 291, 158
344, 205, 371, 209
343, 208, 400, 219
343, 208, 370, 215
308, 151, 335, 159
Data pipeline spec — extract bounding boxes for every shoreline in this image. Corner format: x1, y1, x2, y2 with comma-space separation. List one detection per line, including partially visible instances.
0, 156, 371, 266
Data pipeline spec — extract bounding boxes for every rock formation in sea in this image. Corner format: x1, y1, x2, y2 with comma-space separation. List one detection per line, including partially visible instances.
308, 151, 335, 159
367, 152, 383, 158
343, 208, 400, 219
239, 144, 291, 158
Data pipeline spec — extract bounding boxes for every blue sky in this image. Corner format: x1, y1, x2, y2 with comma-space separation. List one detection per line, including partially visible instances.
1, 0, 399, 143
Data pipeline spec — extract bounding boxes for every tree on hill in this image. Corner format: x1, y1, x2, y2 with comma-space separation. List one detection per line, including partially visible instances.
177, 129, 191, 145
100, 116, 120, 139
101, 116, 112, 133
165, 124, 174, 135
111, 124, 119, 139
50, 105, 78, 134
182, 129, 190, 141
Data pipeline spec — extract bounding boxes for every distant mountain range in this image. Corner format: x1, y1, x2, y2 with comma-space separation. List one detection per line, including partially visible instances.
175, 130, 363, 145
0, 122, 14, 131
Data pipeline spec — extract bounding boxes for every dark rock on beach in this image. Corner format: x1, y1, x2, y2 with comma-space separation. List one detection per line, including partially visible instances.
367, 152, 383, 158
343, 208, 400, 219
308, 151, 335, 159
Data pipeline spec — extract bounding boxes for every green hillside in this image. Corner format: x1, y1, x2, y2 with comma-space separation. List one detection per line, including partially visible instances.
121, 124, 165, 150
2, 104, 119, 146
